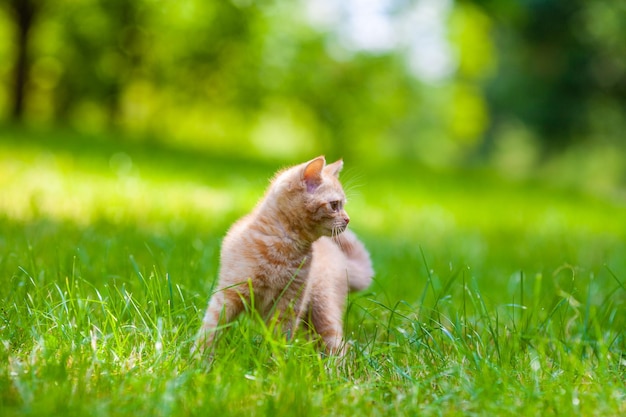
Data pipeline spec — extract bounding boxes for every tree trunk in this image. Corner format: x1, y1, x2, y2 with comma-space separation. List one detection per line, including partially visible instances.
9, 0, 38, 121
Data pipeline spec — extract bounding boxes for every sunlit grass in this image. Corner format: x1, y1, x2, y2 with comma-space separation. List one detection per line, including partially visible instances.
0, 144, 238, 231
1, 129, 625, 416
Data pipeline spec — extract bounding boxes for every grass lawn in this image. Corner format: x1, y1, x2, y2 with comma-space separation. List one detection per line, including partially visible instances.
1, 129, 625, 416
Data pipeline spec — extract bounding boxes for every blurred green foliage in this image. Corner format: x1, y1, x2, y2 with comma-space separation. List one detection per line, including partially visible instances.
0, 0, 625, 188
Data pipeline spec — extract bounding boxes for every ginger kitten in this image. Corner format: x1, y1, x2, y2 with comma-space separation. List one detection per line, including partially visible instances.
195, 156, 373, 356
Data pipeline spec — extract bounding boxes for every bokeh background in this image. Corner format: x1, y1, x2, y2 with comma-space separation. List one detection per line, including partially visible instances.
1, 4, 626, 414
1, 0, 625, 194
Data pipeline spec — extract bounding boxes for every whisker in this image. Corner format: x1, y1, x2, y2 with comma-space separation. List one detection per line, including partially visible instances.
341, 169, 366, 202
332, 225, 347, 252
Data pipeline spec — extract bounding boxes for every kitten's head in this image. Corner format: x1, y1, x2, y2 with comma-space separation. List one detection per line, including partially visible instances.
272, 156, 350, 240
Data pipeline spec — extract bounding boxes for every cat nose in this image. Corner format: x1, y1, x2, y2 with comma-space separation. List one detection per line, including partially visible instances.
344, 215, 350, 224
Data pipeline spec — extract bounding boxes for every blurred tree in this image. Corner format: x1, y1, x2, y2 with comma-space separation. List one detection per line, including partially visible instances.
2, 0, 623, 168
473, 0, 626, 155
1, 0, 428, 160
3, 0, 42, 121
52, 0, 147, 126
276, 41, 421, 160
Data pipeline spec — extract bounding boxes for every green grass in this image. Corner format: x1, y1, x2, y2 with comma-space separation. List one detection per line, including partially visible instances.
1, 129, 625, 416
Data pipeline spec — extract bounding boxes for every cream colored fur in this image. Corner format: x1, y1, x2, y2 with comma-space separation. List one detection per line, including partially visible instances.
195, 156, 373, 356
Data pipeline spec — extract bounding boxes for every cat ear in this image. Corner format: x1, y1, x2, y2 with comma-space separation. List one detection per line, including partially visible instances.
302, 156, 325, 193
324, 159, 343, 177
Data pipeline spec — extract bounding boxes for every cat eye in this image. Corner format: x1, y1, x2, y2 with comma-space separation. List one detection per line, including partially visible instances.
329, 200, 341, 212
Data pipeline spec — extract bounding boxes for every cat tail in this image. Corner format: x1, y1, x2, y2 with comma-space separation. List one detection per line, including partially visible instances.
336, 229, 374, 292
